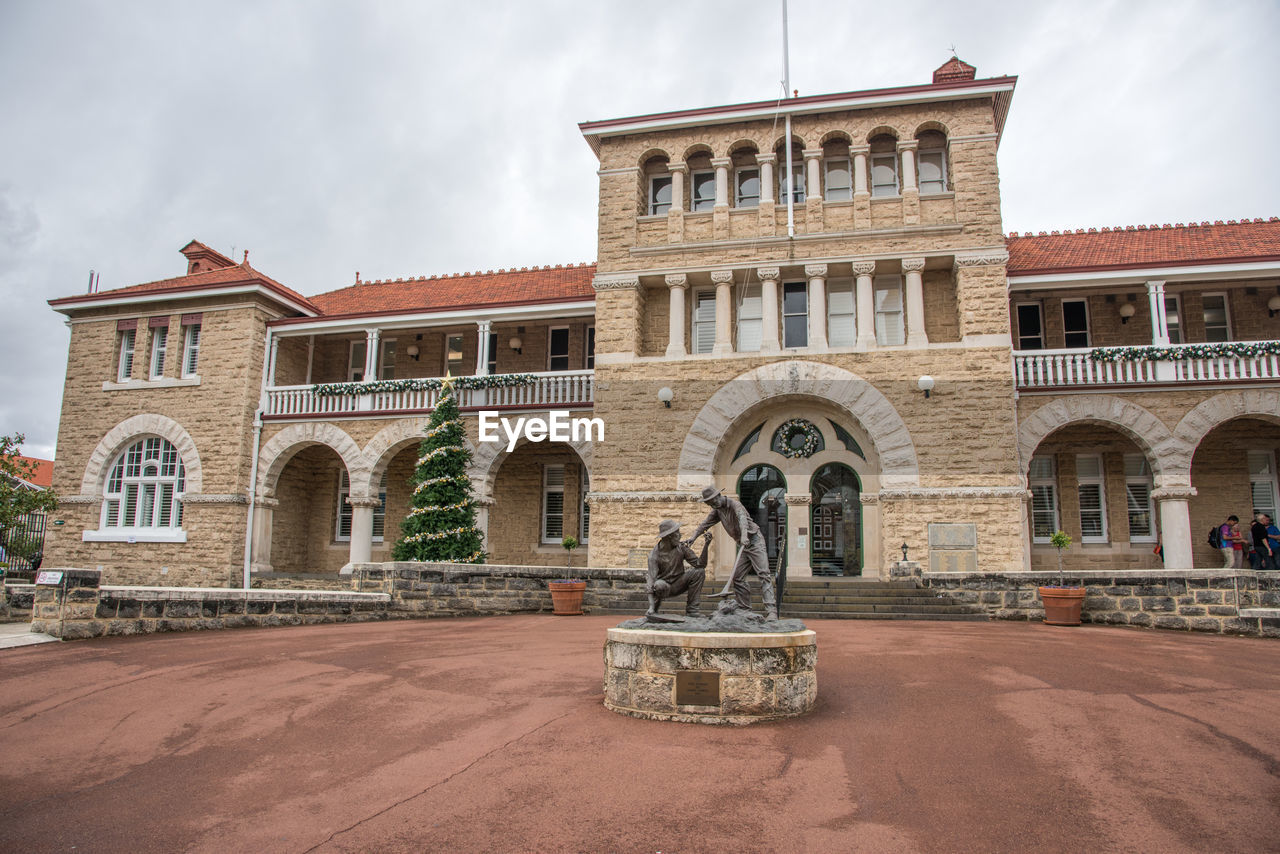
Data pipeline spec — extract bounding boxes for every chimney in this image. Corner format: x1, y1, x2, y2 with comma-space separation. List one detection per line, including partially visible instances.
932, 56, 977, 84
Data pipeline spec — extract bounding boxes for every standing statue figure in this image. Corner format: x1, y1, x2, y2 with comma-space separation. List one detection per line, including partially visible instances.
647, 520, 708, 619
685, 485, 777, 621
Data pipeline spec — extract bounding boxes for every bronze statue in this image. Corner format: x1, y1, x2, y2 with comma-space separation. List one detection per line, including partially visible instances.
646, 519, 708, 619
685, 485, 777, 621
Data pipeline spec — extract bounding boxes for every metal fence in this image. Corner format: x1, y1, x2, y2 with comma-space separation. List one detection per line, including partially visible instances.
2, 511, 47, 575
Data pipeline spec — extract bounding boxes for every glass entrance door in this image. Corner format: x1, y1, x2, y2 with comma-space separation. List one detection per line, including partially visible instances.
810, 463, 861, 576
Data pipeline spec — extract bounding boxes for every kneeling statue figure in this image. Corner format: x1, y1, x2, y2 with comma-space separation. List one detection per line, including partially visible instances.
647, 519, 708, 619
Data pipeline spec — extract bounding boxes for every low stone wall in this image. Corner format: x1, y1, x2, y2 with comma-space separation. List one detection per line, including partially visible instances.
30, 570, 390, 639
922, 570, 1280, 637
3, 582, 36, 613
249, 573, 352, 592
350, 562, 646, 617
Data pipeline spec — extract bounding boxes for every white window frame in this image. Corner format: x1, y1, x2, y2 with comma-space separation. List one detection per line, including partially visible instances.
445, 333, 464, 375
690, 170, 716, 212
736, 283, 762, 352
870, 152, 898, 197
1124, 454, 1156, 543
335, 471, 387, 543
778, 160, 805, 204
648, 174, 672, 216
541, 464, 565, 544
735, 167, 760, 208
585, 326, 595, 369
149, 325, 168, 379
118, 329, 136, 382
487, 333, 499, 374
348, 340, 366, 382
1202, 292, 1231, 342
1016, 302, 1045, 350
917, 149, 947, 195
1062, 299, 1091, 348
824, 157, 852, 201
1248, 451, 1278, 519
873, 275, 904, 346
1076, 454, 1107, 544
547, 326, 570, 372
782, 281, 808, 349
692, 290, 716, 355
1164, 294, 1183, 344
181, 324, 201, 377
94, 436, 187, 542
379, 338, 396, 380
827, 280, 856, 348
1029, 456, 1058, 544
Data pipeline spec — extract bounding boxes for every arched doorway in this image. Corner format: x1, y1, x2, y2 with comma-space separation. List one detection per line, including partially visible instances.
810, 463, 861, 576
736, 464, 786, 572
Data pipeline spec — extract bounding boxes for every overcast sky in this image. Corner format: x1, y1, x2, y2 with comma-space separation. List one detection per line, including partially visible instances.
1, 0, 1277, 461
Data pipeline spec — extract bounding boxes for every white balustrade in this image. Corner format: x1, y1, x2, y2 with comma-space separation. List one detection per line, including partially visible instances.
264, 370, 594, 418
1015, 345, 1280, 391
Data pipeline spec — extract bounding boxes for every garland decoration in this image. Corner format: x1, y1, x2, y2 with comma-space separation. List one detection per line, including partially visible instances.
1089, 342, 1280, 363
774, 418, 822, 459
312, 373, 537, 397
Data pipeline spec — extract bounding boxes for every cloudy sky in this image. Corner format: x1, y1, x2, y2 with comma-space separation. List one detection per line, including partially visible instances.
1, 0, 1277, 460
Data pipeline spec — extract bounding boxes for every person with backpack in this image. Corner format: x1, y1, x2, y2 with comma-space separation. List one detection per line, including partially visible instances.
1250, 514, 1272, 571
1216, 515, 1244, 568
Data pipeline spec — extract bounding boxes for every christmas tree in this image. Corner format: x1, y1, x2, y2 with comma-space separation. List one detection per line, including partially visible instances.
392, 379, 486, 563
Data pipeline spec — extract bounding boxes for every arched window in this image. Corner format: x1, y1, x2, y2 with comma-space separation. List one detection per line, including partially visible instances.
917, 130, 949, 194
101, 437, 186, 530
869, 134, 899, 197
737, 464, 787, 571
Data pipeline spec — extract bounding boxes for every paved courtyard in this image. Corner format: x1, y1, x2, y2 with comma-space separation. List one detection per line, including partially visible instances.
0, 616, 1277, 853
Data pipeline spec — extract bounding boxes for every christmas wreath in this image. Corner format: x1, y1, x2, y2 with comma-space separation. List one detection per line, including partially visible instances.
774, 418, 822, 459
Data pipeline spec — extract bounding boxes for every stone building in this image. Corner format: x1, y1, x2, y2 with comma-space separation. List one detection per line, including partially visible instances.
44, 58, 1280, 587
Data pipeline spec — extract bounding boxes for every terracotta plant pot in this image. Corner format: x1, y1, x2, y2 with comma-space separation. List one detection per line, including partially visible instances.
548, 580, 587, 615
1038, 586, 1086, 626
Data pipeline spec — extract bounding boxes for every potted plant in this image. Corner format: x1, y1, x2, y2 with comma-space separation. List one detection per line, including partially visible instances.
1038, 530, 1086, 626
548, 537, 586, 615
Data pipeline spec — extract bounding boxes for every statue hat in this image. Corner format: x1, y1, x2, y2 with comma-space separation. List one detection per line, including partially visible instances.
657, 519, 682, 539
698, 485, 723, 503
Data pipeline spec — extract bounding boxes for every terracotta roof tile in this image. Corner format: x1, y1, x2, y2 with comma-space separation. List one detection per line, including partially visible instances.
306, 263, 597, 318
1006, 218, 1280, 275
50, 263, 318, 313
14, 456, 53, 489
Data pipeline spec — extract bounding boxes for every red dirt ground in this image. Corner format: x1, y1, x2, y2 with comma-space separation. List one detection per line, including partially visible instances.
1, 616, 1278, 853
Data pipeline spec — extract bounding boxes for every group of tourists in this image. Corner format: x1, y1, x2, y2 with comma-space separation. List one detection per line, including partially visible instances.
1216, 513, 1280, 570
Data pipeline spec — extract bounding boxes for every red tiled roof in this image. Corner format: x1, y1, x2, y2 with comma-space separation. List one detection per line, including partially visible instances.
304, 263, 597, 319
1006, 218, 1280, 275
49, 262, 318, 313
14, 456, 53, 489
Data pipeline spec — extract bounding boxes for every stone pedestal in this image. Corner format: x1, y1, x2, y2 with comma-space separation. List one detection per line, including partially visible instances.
603, 628, 817, 725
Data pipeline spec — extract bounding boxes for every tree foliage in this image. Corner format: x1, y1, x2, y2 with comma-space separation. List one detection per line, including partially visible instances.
391, 387, 485, 563
1, 434, 58, 560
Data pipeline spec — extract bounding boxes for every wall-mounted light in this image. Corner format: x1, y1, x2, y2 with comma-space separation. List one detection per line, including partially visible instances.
657, 386, 674, 408
1119, 302, 1136, 324
405, 344, 420, 361
901, 542, 909, 562
917, 375, 935, 398
509, 336, 523, 354
1269, 290, 1280, 318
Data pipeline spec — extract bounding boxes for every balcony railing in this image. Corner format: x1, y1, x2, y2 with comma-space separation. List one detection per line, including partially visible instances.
1015, 344, 1280, 391
264, 370, 594, 419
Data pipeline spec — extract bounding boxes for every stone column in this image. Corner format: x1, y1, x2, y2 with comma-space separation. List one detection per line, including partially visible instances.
474, 493, 494, 552
898, 140, 918, 192
347, 496, 382, 565
251, 496, 278, 574
757, 154, 776, 205
363, 329, 380, 382
785, 494, 813, 578
267, 333, 280, 387
805, 264, 828, 352
860, 493, 883, 578
475, 321, 492, 376
851, 145, 871, 230
712, 158, 731, 208
1153, 485, 1197, 569
803, 149, 823, 200
668, 161, 687, 214
1021, 491, 1034, 571
711, 270, 734, 356
1146, 279, 1169, 345
902, 257, 929, 348
665, 273, 688, 359
853, 261, 877, 350
758, 267, 781, 353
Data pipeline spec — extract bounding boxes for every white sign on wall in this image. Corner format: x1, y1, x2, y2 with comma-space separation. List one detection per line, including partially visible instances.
36, 571, 64, 586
